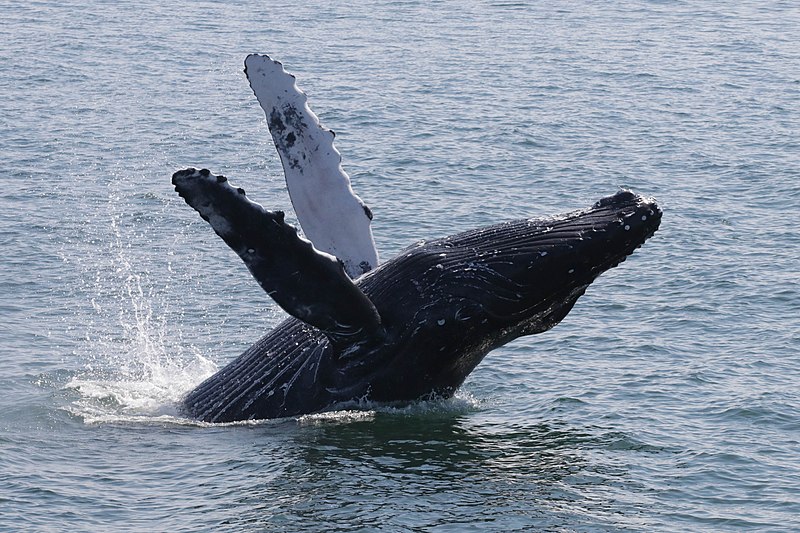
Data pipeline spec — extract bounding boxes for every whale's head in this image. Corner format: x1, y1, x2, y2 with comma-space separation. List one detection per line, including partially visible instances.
404, 189, 662, 334
355, 190, 662, 401
439, 189, 661, 332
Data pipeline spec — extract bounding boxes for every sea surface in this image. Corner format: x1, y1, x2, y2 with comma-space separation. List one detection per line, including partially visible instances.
2, 1, 799, 531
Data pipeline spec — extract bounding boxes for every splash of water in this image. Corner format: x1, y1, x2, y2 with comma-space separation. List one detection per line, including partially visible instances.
60, 186, 218, 425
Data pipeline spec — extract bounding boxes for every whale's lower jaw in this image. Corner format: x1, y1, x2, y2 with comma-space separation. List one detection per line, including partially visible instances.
181, 191, 661, 423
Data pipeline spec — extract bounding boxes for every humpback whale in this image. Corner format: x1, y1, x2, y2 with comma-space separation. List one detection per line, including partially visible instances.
173, 55, 661, 423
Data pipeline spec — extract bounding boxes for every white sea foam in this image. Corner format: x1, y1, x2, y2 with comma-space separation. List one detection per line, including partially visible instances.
297, 390, 483, 426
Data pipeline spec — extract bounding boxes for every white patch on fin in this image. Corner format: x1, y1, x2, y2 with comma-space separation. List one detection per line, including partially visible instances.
244, 54, 379, 279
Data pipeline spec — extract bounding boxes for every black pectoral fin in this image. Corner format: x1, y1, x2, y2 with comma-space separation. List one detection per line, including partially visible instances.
172, 168, 383, 344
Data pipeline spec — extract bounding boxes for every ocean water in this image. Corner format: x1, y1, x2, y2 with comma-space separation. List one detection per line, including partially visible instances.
2, 0, 799, 531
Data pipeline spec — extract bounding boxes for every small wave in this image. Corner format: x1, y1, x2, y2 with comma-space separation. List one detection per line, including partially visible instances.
599, 431, 668, 453
297, 409, 378, 426
302, 390, 483, 424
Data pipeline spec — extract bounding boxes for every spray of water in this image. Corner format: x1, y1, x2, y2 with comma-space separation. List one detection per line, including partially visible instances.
60, 184, 218, 425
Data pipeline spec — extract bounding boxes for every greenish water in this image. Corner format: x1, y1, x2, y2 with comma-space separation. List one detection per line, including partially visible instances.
2, 1, 798, 531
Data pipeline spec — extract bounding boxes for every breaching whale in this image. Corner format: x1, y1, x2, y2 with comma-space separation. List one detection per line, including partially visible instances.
173, 55, 661, 423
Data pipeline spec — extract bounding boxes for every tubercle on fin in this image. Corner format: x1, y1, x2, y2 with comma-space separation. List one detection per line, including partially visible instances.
243, 54, 340, 169
171, 167, 285, 233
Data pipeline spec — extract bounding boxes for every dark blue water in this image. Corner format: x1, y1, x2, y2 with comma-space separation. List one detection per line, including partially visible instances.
2, 1, 799, 531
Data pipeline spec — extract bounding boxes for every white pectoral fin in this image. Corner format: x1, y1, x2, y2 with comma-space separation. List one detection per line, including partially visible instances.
244, 54, 379, 279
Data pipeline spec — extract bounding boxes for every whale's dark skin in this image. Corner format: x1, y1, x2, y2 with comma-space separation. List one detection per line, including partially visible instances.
173, 168, 661, 423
